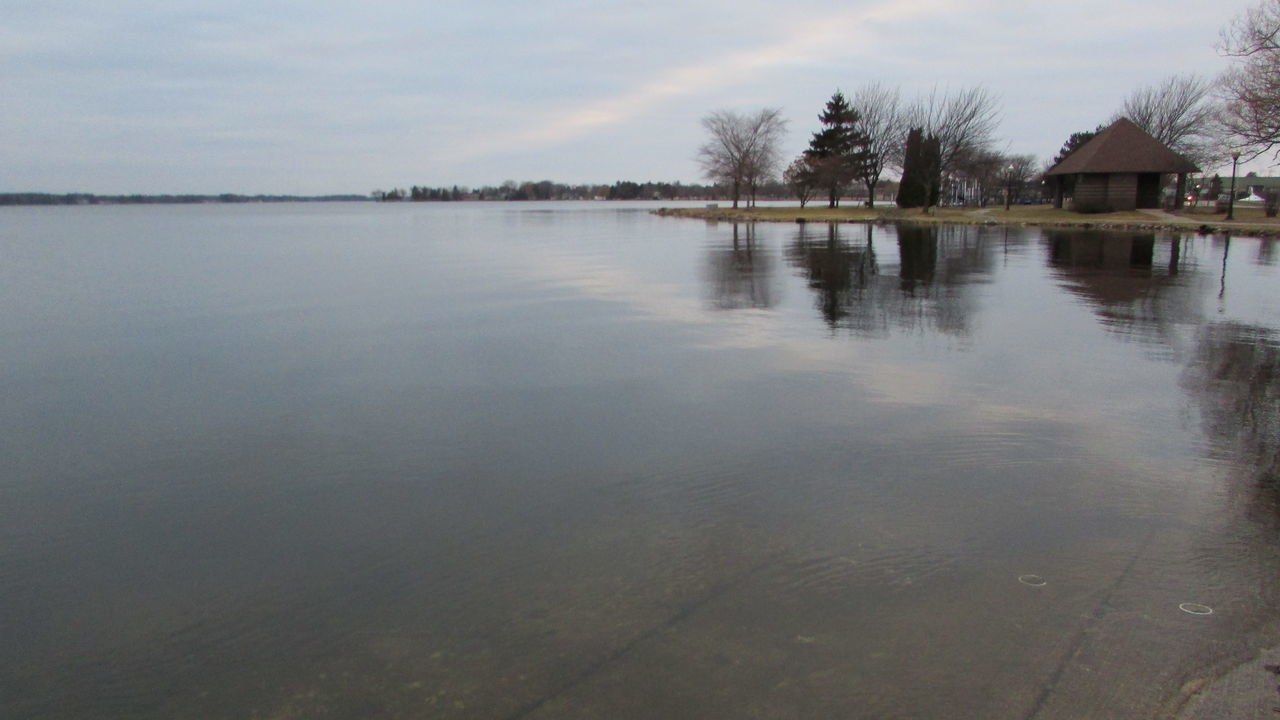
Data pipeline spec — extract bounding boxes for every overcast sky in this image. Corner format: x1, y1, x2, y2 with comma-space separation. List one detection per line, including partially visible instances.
3, 0, 1264, 194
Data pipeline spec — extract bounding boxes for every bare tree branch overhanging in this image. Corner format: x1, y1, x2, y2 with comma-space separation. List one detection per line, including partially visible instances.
1220, 0, 1280, 56
1218, 0, 1280, 161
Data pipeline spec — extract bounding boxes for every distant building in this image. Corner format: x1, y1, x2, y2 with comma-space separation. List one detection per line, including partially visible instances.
1046, 118, 1199, 212
1236, 175, 1280, 198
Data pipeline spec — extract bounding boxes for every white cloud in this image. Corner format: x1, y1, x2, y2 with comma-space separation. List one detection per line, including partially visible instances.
438, 0, 960, 164
1, 0, 1264, 193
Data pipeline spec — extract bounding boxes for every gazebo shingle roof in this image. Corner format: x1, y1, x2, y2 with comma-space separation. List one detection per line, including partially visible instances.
1046, 118, 1200, 175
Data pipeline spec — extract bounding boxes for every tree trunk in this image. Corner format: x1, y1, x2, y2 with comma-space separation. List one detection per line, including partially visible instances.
865, 178, 877, 208
732, 179, 740, 209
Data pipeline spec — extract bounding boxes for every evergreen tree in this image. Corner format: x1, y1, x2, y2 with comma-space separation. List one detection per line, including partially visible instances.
897, 128, 926, 208
804, 91, 871, 208
1050, 125, 1106, 198
1054, 130, 1095, 166
1052, 125, 1106, 166
922, 134, 942, 207
896, 127, 941, 209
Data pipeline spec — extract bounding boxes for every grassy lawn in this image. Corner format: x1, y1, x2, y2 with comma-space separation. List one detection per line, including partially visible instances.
653, 203, 1280, 235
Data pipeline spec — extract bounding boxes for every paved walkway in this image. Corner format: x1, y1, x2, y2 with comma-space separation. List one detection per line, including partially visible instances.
1137, 209, 1194, 223
1176, 644, 1280, 718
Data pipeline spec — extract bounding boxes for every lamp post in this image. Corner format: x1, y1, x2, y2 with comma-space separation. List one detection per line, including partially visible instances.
1004, 164, 1014, 211
1226, 151, 1241, 221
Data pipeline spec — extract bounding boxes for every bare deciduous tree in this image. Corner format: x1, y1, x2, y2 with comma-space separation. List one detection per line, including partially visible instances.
997, 154, 1039, 209
850, 83, 903, 208
1118, 74, 1221, 167
901, 86, 1001, 179
783, 156, 819, 208
697, 108, 787, 208
954, 148, 1005, 206
743, 117, 788, 207
1219, 0, 1280, 160
1221, 0, 1280, 55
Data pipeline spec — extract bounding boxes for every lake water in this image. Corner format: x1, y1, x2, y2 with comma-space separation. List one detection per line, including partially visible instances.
2, 202, 1278, 719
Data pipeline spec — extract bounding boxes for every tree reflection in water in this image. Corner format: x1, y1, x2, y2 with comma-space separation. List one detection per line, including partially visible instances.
705, 224, 1278, 518
783, 223, 877, 328
1048, 232, 1278, 517
1182, 322, 1280, 516
783, 222, 996, 337
702, 223, 779, 310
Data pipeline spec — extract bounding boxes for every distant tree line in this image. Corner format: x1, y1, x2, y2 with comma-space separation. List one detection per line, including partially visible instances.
0, 193, 368, 206
374, 179, 793, 202
410, 186, 467, 201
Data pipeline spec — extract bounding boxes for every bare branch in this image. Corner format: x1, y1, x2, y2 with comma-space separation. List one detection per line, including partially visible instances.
902, 86, 1001, 174
1217, 1, 1280, 161
1117, 74, 1223, 167
1220, 0, 1280, 56
696, 108, 787, 208
849, 83, 903, 205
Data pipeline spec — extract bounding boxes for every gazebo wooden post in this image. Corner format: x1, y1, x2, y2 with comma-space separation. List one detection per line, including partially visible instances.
1175, 173, 1187, 210
1053, 177, 1065, 209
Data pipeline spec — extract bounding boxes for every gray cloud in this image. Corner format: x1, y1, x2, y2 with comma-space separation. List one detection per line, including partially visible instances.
2, 0, 1259, 194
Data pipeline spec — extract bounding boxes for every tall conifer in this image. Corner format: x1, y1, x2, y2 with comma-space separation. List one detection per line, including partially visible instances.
804, 91, 871, 208
896, 127, 942, 210
897, 128, 925, 208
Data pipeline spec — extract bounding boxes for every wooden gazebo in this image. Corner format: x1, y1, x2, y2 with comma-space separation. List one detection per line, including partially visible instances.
1046, 118, 1200, 212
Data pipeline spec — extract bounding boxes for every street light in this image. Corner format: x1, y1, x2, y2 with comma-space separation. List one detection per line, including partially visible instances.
1226, 151, 1241, 221
1004, 164, 1014, 211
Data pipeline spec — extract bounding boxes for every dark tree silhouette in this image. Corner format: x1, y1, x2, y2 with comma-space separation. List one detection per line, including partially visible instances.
804, 91, 871, 208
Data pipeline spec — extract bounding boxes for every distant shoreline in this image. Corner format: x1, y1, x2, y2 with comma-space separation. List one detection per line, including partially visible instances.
653, 204, 1280, 237
0, 193, 370, 206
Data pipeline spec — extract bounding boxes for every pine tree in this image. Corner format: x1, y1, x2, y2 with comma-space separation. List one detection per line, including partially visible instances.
804, 91, 871, 208
1053, 128, 1101, 166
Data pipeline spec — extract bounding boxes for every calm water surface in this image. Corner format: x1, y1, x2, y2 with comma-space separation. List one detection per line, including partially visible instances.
2, 202, 1278, 719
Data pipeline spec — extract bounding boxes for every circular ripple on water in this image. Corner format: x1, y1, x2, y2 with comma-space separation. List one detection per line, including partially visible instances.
1178, 602, 1213, 615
